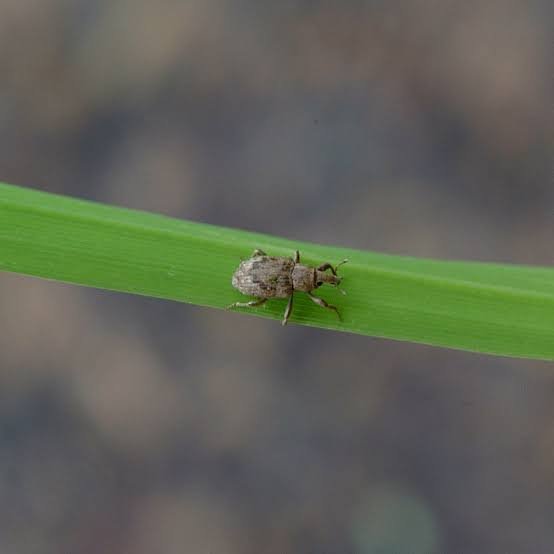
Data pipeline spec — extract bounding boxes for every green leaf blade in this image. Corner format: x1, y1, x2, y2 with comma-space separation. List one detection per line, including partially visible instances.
1, 182, 553, 360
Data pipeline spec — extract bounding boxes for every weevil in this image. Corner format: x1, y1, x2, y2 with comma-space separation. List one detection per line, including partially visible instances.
227, 249, 347, 325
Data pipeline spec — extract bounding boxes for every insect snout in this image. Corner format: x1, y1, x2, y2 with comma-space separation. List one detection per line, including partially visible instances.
318, 273, 341, 286
316, 258, 348, 292
333, 274, 347, 295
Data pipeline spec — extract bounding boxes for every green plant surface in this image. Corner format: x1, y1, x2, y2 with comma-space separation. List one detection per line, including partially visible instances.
1, 182, 553, 360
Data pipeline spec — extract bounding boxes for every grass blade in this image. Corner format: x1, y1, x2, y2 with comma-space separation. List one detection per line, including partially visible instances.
1, 182, 553, 360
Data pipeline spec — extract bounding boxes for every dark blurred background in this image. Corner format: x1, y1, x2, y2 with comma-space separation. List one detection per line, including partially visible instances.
1, 1, 553, 553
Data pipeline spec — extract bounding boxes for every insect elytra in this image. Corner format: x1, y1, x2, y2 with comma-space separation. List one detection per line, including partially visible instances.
227, 249, 347, 325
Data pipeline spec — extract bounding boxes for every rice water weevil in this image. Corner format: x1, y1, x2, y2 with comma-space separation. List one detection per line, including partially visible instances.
227, 249, 347, 325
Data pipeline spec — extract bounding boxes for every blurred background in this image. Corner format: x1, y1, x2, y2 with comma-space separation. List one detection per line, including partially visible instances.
1, 1, 553, 552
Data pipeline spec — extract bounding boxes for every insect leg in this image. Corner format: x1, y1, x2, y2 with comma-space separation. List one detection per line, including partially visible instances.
282, 294, 294, 326
293, 250, 300, 263
317, 262, 335, 274
307, 292, 341, 321
252, 249, 267, 257
226, 298, 267, 311
317, 259, 348, 275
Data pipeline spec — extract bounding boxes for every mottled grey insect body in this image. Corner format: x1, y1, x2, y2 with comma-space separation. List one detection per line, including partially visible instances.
227, 249, 347, 326
232, 256, 294, 298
